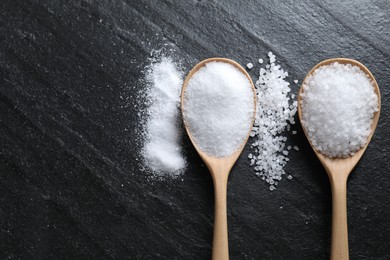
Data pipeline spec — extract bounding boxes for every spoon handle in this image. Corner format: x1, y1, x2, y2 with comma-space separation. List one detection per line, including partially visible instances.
330, 178, 349, 260
212, 175, 229, 260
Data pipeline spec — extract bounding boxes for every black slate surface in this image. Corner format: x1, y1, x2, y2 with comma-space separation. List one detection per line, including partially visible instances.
1, 0, 389, 259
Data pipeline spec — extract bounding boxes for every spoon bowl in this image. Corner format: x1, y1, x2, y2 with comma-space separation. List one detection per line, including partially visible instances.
181, 58, 256, 260
298, 58, 381, 260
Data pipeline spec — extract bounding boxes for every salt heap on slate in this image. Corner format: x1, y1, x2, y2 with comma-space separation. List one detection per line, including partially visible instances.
183, 61, 254, 158
141, 57, 186, 177
300, 62, 379, 158
248, 52, 297, 191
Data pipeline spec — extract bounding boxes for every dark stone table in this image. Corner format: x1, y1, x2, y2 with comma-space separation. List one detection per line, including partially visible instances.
1, 0, 389, 259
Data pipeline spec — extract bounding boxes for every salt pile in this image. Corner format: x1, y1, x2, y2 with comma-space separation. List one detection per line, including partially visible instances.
141, 57, 186, 177
248, 52, 297, 190
183, 62, 255, 157
300, 62, 378, 158
139, 52, 299, 188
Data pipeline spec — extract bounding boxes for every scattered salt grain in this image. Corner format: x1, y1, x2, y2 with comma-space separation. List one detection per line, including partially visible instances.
287, 175, 293, 180
268, 52, 276, 64
247, 62, 254, 69
258, 59, 263, 64
249, 52, 297, 190
183, 62, 255, 157
141, 57, 186, 177
292, 130, 297, 135
294, 80, 298, 84
300, 62, 378, 158
293, 146, 299, 151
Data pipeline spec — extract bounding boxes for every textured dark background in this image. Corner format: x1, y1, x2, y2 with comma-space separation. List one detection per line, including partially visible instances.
1, 0, 389, 259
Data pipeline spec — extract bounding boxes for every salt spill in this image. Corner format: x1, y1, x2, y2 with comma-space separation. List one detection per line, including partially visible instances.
141, 57, 186, 177
248, 52, 297, 191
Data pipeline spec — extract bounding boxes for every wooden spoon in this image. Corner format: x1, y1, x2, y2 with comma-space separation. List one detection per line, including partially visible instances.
297, 58, 381, 260
181, 58, 256, 260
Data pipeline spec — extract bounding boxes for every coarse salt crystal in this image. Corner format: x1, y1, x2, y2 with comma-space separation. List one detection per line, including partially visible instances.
300, 62, 378, 158
268, 52, 276, 64
248, 52, 297, 189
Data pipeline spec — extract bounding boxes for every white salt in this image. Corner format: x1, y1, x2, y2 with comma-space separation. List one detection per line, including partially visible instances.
183, 62, 254, 157
247, 62, 254, 69
258, 59, 263, 64
268, 52, 276, 64
141, 57, 186, 176
249, 52, 297, 190
300, 62, 378, 158
294, 80, 298, 84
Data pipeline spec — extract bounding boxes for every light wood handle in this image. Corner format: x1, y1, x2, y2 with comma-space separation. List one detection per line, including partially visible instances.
212, 176, 229, 260
330, 179, 349, 260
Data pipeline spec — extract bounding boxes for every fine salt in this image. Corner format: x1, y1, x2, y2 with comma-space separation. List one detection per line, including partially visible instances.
249, 52, 297, 190
141, 57, 186, 176
183, 62, 254, 157
300, 62, 378, 158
